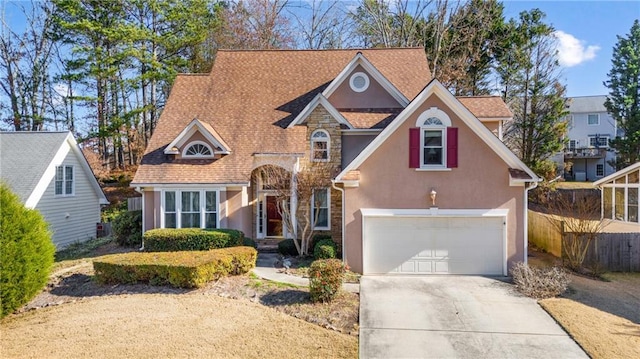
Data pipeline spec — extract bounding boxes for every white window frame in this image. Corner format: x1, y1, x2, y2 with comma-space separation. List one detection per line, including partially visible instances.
54, 165, 74, 196
587, 114, 600, 126
596, 164, 604, 177
183, 141, 214, 158
415, 107, 451, 170
311, 129, 330, 162
568, 139, 577, 151
312, 188, 330, 230
588, 136, 609, 148
160, 189, 220, 229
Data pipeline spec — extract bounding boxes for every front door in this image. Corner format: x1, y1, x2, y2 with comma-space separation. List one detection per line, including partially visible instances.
266, 195, 283, 237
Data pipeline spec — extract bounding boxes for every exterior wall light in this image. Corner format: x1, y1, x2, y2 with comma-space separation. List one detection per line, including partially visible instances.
430, 189, 437, 207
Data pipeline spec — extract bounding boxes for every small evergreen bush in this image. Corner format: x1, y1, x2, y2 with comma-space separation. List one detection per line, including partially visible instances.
277, 238, 298, 256
112, 210, 142, 247
309, 259, 345, 303
313, 238, 337, 259
143, 228, 244, 252
243, 237, 257, 248
511, 262, 569, 299
0, 183, 55, 318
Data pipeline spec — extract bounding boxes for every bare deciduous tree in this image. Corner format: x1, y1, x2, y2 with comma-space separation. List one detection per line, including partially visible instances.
259, 162, 332, 256
288, 0, 354, 49
545, 191, 608, 271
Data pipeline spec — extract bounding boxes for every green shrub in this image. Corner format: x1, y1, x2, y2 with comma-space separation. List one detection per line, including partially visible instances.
243, 237, 257, 249
510, 262, 570, 299
93, 247, 257, 288
311, 233, 332, 249
277, 238, 298, 256
314, 238, 337, 259
309, 259, 345, 303
112, 210, 142, 247
143, 228, 244, 252
0, 183, 55, 318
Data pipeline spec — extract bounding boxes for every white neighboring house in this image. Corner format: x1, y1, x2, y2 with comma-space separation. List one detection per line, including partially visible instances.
0, 132, 109, 248
559, 96, 620, 181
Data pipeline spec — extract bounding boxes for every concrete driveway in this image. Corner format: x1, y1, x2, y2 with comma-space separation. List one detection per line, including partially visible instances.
359, 276, 588, 359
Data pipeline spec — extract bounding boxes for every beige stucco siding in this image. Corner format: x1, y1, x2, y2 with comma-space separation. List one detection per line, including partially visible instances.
343, 95, 525, 273
35, 150, 101, 249
328, 65, 403, 109
226, 189, 252, 237
143, 190, 159, 231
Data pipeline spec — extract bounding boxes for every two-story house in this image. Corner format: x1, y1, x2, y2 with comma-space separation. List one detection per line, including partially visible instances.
131, 48, 541, 275
561, 96, 619, 181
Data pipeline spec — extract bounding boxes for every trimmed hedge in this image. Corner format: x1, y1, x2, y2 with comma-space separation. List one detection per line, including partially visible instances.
1, 184, 56, 318
309, 259, 345, 303
93, 246, 257, 288
143, 228, 244, 252
112, 210, 142, 247
314, 239, 337, 260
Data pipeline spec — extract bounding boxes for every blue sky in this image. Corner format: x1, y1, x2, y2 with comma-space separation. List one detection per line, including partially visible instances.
502, 1, 640, 97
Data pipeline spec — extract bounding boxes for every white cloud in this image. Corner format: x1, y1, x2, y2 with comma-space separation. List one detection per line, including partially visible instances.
554, 30, 600, 67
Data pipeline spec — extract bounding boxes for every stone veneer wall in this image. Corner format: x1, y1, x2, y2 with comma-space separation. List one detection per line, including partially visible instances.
303, 105, 343, 253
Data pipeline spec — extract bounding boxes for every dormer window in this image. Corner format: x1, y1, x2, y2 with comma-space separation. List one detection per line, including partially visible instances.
184, 141, 214, 158
311, 129, 330, 161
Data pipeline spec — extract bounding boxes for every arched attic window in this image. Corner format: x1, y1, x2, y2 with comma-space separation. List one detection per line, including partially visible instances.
183, 141, 214, 158
311, 129, 330, 161
409, 107, 458, 169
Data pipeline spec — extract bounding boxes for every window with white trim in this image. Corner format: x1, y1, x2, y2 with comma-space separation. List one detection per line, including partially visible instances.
312, 188, 330, 230
420, 117, 446, 167
568, 139, 577, 151
410, 107, 456, 170
162, 190, 219, 229
55, 165, 74, 196
596, 164, 604, 177
183, 141, 213, 158
589, 136, 609, 147
311, 129, 330, 162
587, 114, 599, 125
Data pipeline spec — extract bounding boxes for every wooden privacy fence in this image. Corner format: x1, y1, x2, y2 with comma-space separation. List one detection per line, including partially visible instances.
586, 233, 640, 272
528, 210, 640, 272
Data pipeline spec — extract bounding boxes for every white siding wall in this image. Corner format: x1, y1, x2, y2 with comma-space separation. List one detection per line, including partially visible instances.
35, 149, 101, 248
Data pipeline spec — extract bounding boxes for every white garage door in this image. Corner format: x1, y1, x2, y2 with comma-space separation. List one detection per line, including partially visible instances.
363, 215, 506, 275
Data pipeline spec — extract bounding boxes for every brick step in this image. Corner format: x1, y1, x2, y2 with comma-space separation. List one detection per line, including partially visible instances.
256, 238, 282, 253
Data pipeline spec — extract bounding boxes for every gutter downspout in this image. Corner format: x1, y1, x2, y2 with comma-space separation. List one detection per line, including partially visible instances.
331, 180, 346, 264
134, 186, 145, 251
524, 181, 539, 265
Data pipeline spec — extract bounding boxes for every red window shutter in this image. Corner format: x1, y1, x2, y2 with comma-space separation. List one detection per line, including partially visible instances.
409, 127, 420, 168
447, 127, 458, 168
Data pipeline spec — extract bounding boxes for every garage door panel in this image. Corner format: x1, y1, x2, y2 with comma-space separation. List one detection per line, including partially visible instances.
363, 216, 505, 275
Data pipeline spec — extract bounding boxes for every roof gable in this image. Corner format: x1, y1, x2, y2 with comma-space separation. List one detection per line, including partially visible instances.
322, 52, 409, 107
0, 132, 108, 207
593, 161, 640, 186
164, 118, 231, 155
335, 79, 540, 183
287, 94, 353, 129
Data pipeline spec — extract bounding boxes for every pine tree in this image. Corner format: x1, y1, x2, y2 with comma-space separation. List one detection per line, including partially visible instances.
497, 9, 568, 179
604, 19, 640, 169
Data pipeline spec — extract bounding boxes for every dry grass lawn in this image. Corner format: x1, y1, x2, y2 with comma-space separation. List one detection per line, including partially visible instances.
1, 293, 357, 359
540, 298, 640, 359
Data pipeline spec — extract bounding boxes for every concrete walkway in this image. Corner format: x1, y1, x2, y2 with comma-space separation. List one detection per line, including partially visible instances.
359, 276, 587, 359
252, 252, 360, 293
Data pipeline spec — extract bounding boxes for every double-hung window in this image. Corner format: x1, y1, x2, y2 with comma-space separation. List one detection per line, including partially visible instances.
312, 188, 330, 230
587, 114, 599, 125
409, 107, 457, 170
589, 136, 609, 148
163, 190, 219, 229
55, 166, 73, 196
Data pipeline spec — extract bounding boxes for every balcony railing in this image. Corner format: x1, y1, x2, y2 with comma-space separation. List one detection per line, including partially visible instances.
564, 148, 607, 159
